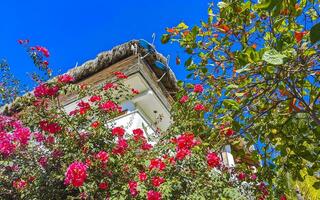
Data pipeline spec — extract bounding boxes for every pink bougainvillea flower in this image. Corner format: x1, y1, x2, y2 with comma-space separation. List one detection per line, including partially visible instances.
112, 127, 125, 138
147, 190, 162, 200
280, 195, 287, 200
114, 71, 128, 79
219, 125, 235, 137
174, 132, 199, 150
128, 181, 138, 197
77, 101, 91, 115
34, 84, 59, 98
179, 95, 189, 104
13, 179, 27, 190
172, 132, 200, 160
38, 156, 48, 168
13, 127, 31, 146
34, 132, 45, 143
112, 138, 128, 155
57, 74, 74, 84
43, 60, 49, 66
39, 121, 62, 134
0, 132, 15, 157
17, 39, 29, 45
91, 121, 100, 129
99, 100, 122, 112
238, 172, 246, 181
207, 152, 220, 168
131, 88, 140, 95
141, 141, 153, 151
138, 172, 147, 182
64, 161, 87, 187
251, 174, 257, 180
99, 182, 108, 190
194, 103, 205, 111
193, 84, 203, 93
46, 136, 55, 144
103, 82, 117, 90
149, 158, 166, 171
176, 148, 191, 160
151, 176, 165, 187
132, 128, 145, 141
96, 151, 109, 163
35, 46, 50, 57
89, 95, 101, 102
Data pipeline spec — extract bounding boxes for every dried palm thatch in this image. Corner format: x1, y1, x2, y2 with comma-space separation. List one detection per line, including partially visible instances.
1, 40, 178, 115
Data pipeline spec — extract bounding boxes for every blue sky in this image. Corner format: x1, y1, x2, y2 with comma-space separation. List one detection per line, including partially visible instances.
0, 0, 211, 87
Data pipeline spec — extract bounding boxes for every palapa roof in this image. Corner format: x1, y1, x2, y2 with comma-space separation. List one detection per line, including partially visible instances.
1, 40, 179, 115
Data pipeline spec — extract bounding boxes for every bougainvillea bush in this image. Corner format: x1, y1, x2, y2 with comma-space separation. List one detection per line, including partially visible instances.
0, 72, 266, 199
0, 42, 271, 199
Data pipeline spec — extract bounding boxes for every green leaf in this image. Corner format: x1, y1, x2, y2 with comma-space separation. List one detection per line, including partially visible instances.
177, 22, 188, 30
161, 34, 171, 44
223, 99, 240, 110
262, 49, 286, 65
217, 2, 229, 9
310, 23, 320, 44
312, 181, 320, 189
185, 57, 193, 67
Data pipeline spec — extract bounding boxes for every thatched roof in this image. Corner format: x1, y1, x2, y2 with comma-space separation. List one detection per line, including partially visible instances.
1, 40, 179, 115
65, 40, 178, 91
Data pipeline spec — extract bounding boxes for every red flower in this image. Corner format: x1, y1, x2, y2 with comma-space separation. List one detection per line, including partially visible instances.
64, 161, 87, 187
43, 60, 49, 66
38, 156, 48, 168
112, 127, 125, 137
294, 31, 307, 43
77, 101, 91, 115
131, 88, 140, 94
112, 138, 128, 155
91, 121, 100, 128
13, 127, 31, 145
96, 151, 109, 163
193, 84, 203, 93
280, 195, 287, 200
138, 172, 147, 181
141, 142, 153, 151
35, 46, 50, 57
176, 148, 191, 160
152, 176, 165, 187
114, 71, 128, 79
149, 158, 166, 171
39, 121, 62, 134
0, 132, 16, 156
179, 95, 189, 104
103, 82, 117, 90
238, 172, 246, 181
128, 181, 138, 197
13, 179, 27, 190
34, 132, 45, 143
132, 128, 145, 141
89, 95, 101, 102
174, 132, 199, 150
99, 101, 122, 112
34, 84, 59, 98
46, 136, 55, 144
207, 152, 220, 168
99, 182, 108, 190
147, 190, 162, 200
57, 74, 74, 84
194, 103, 205, 111
251, 174, 257, 180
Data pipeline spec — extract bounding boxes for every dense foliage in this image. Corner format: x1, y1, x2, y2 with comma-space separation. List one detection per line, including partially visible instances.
162, 0, 320, 198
